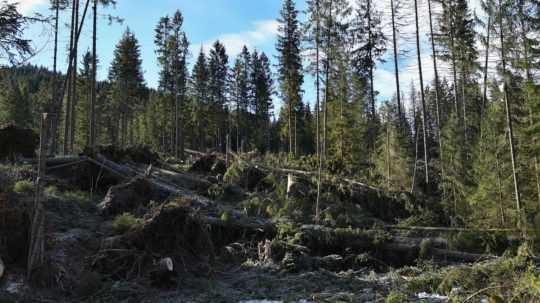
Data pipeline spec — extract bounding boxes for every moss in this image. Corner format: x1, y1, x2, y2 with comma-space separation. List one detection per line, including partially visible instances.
62, 190, 92, 205
220, 211, 230, 224
13, 180, 34, 194
385, 291, 408, 303
112, 213, 141, 234
419, 239, 434, 260
44, 185, 59, 197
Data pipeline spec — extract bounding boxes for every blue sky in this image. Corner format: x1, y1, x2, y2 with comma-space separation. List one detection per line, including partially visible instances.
8, 0, 486, 112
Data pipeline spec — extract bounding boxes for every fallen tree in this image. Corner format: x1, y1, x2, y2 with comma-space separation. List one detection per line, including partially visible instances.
93, 200, 275, 282
290, 225, 505, 265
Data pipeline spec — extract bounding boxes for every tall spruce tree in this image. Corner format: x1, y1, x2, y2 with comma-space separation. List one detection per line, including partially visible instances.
276, 0, 304, 158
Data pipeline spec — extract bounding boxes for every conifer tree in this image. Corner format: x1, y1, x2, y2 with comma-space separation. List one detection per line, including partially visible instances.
208, 40, 229, 151
276, 0, 304, 158
107, 28, 145, 147
191, 48, 209, 150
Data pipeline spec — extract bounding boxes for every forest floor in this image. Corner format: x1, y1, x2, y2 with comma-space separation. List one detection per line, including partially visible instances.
0, 148, 538, 302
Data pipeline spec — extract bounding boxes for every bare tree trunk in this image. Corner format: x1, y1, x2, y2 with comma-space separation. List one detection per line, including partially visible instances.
367, 0, 376, 118
480, 13, 491, 133
498, 0, 523, 229
411, 92, 419, 194
63, 0, 76, 155
315, 0, 320, 159
428, 0, 445, 197
90, 0, 97, 149
386, 114, 391, 190
414, 0, 429, 187
390, 0, 402, 119
495, 152, 506, 226
50, 0, 60, 155
27, 114, 49, 279
69, 0, 79, 153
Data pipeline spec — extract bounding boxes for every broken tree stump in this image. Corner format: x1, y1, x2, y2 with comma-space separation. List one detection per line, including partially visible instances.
150, 257, 174, 285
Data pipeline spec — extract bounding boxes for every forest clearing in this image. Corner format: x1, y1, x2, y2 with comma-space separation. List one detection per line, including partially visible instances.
1, 0, 540, 301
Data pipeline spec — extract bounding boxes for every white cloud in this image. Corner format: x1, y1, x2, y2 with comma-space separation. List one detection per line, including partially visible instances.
196, 19, 279, 56
6, 0, 47, 14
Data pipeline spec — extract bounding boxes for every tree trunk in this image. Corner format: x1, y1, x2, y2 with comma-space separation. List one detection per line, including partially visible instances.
498, 0, 523, 229
428, 0, 445, 197
69, 0, 79, 153
390, 0, 402, 119
27, 114, 49, 279
90, 0, 97, 149
50, 0, 60, 155
414, 0, 430, 187
481, 13, 491, 133
411, 93, 419, 194
315, 0, 320, 159
367, 0, 376, 118
63, 0, 77, 155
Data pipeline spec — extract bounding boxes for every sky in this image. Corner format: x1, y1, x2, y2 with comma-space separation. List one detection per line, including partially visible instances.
8, 0, 486, 112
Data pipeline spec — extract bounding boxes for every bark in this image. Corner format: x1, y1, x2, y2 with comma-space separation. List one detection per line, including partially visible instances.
414, 0, 430, 186
498, 0, 523, 229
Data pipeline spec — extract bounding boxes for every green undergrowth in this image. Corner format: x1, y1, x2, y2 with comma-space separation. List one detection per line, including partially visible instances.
112, 213, 142, 234
13, 179, 34, 194
398, 244, 540, 302
45, 186, 93, 205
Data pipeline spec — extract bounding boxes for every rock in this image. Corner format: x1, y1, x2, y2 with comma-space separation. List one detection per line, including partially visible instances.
0, 123, 39, 161
98, 177, 153, 216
